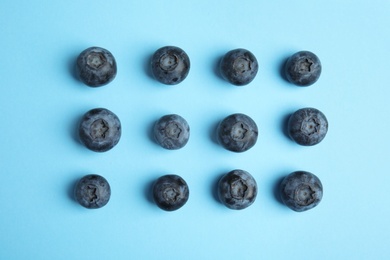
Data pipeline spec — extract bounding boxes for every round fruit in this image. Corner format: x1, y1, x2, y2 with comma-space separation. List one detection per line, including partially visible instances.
217, 113, 258, 152
218, 169, 257, 210
78, 108, 121, 152
287, 107, 328, 146
219, 48, 258, 86
74, 174, 111, 209
153, 114, 190, 150
280, 171, 323, 212
284, 51, 321, 86
76, 47, 117, 87
153, 174, 189, 211
151, 46, 190, 85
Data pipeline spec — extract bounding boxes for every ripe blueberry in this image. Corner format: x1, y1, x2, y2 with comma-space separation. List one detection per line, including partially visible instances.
218, 169, 257, 210
217, 113, 258, 152
153, 174, 189, 211
74, 174, 111, 209
280, 171, 323, 212
219, 48, 258, 86
287, 107, 328, 146
76, 47, 117, 87
78, 108, 121, 152
153, 114, 190, 150
151, 46, 190, 85
284, 51, 321, 86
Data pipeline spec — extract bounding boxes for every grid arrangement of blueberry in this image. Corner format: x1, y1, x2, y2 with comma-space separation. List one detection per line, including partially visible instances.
73, 46, 328, 213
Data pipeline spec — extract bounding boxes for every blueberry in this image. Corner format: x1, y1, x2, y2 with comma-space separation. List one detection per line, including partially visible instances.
287, 107, 328, 146
219, 48, 258, 86
218, 170, 257, 210
78, 108, 121, 152
152, 174, 189, 211
76, 47, 117, 87
151, 46, 190, 85
74, 174, 111, 209
217, 113, 258, 152
153, 114, 190, 150
280, 171, 323, 212
284, 51, 321, 86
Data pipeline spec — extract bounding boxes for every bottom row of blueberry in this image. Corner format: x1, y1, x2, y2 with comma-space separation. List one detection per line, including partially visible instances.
74, 170, 323, 212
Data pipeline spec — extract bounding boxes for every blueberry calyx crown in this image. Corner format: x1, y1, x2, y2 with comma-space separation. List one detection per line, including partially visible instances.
230, 122, 250, 141
159, 53, 179, 71
86, 52, 107, 70
162, 185, 180, 204
85, 184, 99, 203
230, 178, 249, 200
294, 184, 316, 206
90, 119, 109, 140
301, 116, 321, 136
164, 122, 183, 140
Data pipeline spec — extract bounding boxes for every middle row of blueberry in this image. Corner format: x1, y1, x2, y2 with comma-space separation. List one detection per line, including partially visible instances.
78, 107, 329, 152
76, 46, 322, 87
74, 170, 323, 212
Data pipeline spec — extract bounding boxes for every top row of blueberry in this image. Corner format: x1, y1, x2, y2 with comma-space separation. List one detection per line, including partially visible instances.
76, 46, 322, 87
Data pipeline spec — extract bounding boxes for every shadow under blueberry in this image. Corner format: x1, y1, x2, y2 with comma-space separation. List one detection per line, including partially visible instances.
278, 57, 289, 83
273, 175, 286, 205
147, 118, 159, 147
67, 177, 79, 203
209, 119, 221, 146
281, 112, 294, 142
67, 53, 80, 84
144, 178, 156, 205
69, 114, 83, 146
212, 54, 224, 81
143, 52, 154, 81
210, 173, 224, 204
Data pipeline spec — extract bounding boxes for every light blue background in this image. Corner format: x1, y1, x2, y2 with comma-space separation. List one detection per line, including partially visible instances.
1, 0, 389, 259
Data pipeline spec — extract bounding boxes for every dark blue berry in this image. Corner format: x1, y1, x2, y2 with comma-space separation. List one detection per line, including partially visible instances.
151, 46, 190, 85
217, 113, 258, 152
153, 174, 189, 211
219, 48, 258, 86
78, 108, 121, 152
280, 171, 323, 212
153, 114, 190, 150
74, 174, 111, 209
218, 170, 257, 210
76, 47, 117, 87
288, 107, 328, 146
284, 51, 321, 86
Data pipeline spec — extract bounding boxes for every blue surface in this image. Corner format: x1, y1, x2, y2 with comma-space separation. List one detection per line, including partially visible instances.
1, 1, 389, 259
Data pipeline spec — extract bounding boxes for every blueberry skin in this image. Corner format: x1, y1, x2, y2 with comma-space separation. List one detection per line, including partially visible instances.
280, 171, 323, 212
218, 170, 257, 210
284, 51, 321, 86
76, 47, 117, 87
151, 46, 190, 85
152, 174, 189, 211
219, 48, 258, 86
217, 113, 258, 152
288, 107, 328, 146
78, 108, 121, 152
74, 174, 111, 209
153, 114, 190, 150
